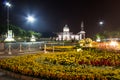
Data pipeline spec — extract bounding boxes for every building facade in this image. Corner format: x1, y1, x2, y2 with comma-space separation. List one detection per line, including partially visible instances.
56, 22, 85, 41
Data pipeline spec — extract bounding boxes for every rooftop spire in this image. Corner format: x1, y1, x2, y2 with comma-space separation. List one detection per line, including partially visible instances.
81, 21, 84, 31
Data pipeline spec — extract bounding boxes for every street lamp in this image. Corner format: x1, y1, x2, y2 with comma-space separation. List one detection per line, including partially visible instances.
26, 15, 36, 42
5, 2, 11, 31
96, 21, 104, 42
99, 21, 104, 31
4, 2, 15, 53
26, 15, 35, 23
99, 21, 104, 26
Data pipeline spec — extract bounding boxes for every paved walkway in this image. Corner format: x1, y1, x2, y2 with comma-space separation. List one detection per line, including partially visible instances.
0, 72, 21, 80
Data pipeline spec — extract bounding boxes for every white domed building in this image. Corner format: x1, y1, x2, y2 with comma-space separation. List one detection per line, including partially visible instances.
57, 22, 85, 41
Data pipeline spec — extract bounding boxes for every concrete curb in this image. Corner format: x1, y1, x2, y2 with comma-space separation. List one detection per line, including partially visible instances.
0, 69, 42, 80
0, 52, 4, 54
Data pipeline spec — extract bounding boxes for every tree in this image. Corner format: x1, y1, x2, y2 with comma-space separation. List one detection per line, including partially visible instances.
0, 24, 42, 41
34, 32, 42, 39
94, 30, 120, 41
0, 25, 7, 35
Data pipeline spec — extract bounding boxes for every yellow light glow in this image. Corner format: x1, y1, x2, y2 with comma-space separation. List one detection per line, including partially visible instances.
109, 41, 118, 47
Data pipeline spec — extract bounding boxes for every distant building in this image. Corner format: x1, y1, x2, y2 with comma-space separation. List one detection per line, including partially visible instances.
56, 22, 85, 41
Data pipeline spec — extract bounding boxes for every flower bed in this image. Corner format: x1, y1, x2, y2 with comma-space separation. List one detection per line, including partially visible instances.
0, 50, 120, 79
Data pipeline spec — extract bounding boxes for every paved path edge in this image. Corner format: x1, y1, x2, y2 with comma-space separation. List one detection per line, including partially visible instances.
0, 69, 42, 80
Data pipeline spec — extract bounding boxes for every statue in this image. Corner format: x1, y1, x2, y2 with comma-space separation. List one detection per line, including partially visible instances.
30, 35, 36, 42
4, 30, 15, 42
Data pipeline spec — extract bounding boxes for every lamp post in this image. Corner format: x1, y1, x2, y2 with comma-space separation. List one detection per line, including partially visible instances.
5, 2, 11, 31
99, 21, 104, 31
5, 2, 11, 54
96, 21, 104, 42
26, 15, 36, 42
4, 2, 15, 42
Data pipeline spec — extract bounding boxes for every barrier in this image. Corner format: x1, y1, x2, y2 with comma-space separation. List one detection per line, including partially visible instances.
0, 42, 75, 54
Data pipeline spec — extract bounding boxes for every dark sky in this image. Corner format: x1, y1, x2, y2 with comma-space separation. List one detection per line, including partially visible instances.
1, 0, 120, 38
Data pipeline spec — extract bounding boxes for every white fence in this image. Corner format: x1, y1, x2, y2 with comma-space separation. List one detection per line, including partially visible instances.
0, 41, 73, 54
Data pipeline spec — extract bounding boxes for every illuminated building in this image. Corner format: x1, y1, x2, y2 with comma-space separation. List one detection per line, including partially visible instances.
57, 22, 85, 41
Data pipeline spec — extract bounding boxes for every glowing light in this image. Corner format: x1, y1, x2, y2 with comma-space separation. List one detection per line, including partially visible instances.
63, 25, 69, 32
96, 35, 101, 42
26, 15, 35, 23
109, 41, 118, 47
99, 21, 104, 25
96, 37, 101, 42
5, 2, 11, 7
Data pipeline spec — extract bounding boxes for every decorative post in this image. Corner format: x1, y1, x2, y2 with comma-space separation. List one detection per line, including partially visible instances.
8, 44, 12, 54
19, 44, 22, 52
44, 43, 47, 53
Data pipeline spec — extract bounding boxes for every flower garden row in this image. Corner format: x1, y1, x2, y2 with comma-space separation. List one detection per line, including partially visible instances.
0, 49, 120, 79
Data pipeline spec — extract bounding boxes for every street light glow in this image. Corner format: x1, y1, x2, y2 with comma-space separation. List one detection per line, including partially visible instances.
109, 41, 118, 47
99, 21, 104, 25
26, 15, 35, 23
5, 2, 11, 7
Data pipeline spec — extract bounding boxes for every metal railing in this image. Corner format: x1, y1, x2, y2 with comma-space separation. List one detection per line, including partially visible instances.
0, 41, 76, 55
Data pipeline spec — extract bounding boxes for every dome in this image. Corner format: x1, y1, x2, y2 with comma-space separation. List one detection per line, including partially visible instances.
63, 24, 69, 32
80, 31, 85, 34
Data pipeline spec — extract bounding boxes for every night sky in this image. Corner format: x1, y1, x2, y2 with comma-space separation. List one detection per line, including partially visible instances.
1, 0, 120, 38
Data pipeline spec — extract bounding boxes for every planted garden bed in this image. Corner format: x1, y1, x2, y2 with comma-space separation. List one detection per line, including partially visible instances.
0, 50, 120, 79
